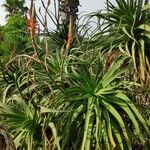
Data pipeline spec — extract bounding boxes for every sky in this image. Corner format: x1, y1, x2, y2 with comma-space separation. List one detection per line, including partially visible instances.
0, 0, 115, 27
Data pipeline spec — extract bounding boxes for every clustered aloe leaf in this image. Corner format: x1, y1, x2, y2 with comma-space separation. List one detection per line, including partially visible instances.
0, 0, 150, 150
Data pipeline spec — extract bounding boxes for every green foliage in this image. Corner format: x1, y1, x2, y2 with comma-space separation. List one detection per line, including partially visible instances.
0, 13, 29, 59
54, 56, 150, 150
0, 0, 150, 149
3, 0, 25, 17
0, 46, 149, 149
92, 0, 150, 83
0, 58, 52, 149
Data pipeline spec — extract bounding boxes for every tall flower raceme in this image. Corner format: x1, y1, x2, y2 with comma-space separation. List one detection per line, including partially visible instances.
25, 0, 41, 66
59, 0, 80, 49
26, 0, 39, 37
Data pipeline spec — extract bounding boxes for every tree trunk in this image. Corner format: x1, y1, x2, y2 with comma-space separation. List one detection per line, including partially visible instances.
0, 125, 16, 150
59, 0, 69, 24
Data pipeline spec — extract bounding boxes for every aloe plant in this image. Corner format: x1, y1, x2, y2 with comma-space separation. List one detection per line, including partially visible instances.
0, 57, 60, 149
45, 54, 150, 149
0, 1, 150, 149
0, 33, 150, 150
92, 0, 150, 84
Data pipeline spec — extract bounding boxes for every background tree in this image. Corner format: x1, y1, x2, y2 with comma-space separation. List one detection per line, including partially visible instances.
0, 13, 30, 60
3, 0, 26, 18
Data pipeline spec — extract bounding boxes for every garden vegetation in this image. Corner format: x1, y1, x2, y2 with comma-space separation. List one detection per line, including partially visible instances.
0, 0, 150, 149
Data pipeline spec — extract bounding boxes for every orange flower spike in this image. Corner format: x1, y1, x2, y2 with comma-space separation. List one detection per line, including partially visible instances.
27, 0, 39, 36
